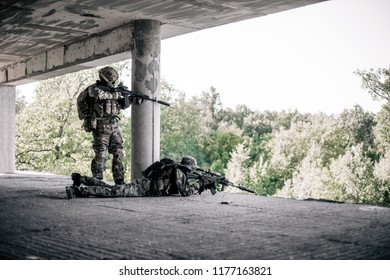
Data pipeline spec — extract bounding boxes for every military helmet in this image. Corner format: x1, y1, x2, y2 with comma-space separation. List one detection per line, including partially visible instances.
180, 156, 199, 171
98, 66, 119, 86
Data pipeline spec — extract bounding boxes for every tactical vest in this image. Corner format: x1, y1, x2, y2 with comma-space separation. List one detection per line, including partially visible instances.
91, 87, 121, 118
78, 83, 124, 131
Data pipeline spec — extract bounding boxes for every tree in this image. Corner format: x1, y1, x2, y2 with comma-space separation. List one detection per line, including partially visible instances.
222, 104, 252, 129
276, 142, 330, 200
15, 89, 28, 114
225, 143, 250, 186
202, 131, 243, 173
160, 81, 206, 164
338, 105, 375, 150
16, 68, 96, 174
355, 67, 390, 102
191, 87, 223, 131
373, 149, 390, 205
373, 102, 390, 155
326, 144, 379, 204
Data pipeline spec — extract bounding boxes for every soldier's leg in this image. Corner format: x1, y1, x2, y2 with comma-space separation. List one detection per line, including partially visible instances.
81, 178, 150, 197
82, 184, 115, 197
91, 129, 110, 180
67, 177, 151, 198
112, 178, 151, 197
109, 126, 125, 184
72, 172, 112, 188
67, 173, 113, 198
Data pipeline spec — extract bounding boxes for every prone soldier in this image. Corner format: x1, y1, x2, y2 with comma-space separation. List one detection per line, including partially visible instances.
66, 156, 212, 198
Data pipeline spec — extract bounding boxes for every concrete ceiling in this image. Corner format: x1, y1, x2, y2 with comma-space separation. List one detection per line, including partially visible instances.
0, 0, 327, 84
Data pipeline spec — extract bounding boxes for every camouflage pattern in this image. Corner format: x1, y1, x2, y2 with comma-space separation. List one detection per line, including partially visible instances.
91, 121, 124, 182
67, 168, 200, 198
174, 167, 200, 196
98, 66, 119, 87
81, 178, 150, 197
180, 156, 199, 171
87, 82, 126, 182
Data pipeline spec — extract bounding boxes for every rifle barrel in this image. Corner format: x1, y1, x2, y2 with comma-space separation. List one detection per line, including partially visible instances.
156, 99, 171, 106
235, 185, 255, 193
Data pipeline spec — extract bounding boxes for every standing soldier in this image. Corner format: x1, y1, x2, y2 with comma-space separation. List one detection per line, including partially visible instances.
77, 66, 140, 185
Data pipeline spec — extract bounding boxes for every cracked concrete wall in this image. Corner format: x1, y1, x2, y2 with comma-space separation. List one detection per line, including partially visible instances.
1, 24, 134, 85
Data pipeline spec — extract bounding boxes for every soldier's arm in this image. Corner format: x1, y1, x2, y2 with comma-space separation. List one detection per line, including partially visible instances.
89, 84, 119, 100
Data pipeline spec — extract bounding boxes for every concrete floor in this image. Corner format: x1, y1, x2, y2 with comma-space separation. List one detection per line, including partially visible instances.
0, 171, 389, 260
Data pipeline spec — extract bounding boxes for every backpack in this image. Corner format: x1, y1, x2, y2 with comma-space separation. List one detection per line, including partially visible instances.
142, 158, 177, 180
76, 86, 92, 120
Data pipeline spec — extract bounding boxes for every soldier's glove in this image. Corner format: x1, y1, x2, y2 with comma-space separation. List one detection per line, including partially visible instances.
197, 182, 205, 195
130, 96, 144, 105
200, 176, 217, 195
207, 181, 217, 195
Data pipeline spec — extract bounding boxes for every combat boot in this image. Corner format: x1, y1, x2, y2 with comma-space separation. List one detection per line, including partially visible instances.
66, 185, 89, 199
71, 172, 82, 186
114, 179, 125, 185
66, 186, 75, 199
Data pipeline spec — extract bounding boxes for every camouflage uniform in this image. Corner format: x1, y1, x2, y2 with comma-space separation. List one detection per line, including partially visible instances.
66, 157, 202, 198
67, 168, 199, 198
69, 175, 151, 197
85, 67, 129, 184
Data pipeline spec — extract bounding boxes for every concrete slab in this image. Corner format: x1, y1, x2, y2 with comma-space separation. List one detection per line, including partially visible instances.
0, 171, 389, 260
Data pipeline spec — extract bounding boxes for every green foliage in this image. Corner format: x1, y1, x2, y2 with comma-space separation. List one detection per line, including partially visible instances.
373, 149, 390, 205
160, 81, 206, 164
202, 131, 243, 173
277, 143, 330, 200
15, 89, 27, 114
326, 144, 379, 204
252, 166, 285, 196
354, 67, 390, 101
160, 82, 243, 171
224, 143, 250, 184
16, 69, 96, 175
373, 102, 390, 154
222, 104, 252, 129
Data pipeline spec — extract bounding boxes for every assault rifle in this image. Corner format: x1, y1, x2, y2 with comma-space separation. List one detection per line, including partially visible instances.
188, 168, 255, 195
97, 84, 171, 107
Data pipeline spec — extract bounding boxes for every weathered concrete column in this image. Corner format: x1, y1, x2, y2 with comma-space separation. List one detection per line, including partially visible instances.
131, 20, 161, 180
0, 86, 16, 173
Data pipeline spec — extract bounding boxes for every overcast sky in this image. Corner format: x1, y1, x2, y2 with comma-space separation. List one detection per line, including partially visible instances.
160, 0, 390, 114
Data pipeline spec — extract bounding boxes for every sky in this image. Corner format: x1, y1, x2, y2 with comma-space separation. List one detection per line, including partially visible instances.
17, 0, 390, 115
160, 0, 390, 115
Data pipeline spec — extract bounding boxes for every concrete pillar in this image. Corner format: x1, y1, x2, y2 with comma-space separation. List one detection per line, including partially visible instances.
131, 20, 161, 180
0, 86, 16, 173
